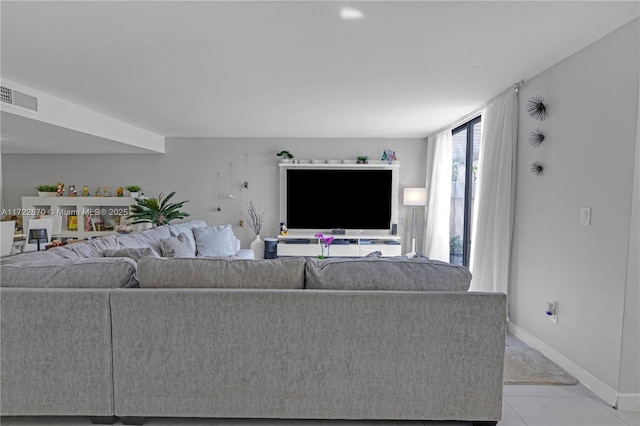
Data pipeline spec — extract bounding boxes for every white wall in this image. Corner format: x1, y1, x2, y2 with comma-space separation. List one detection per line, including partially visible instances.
618, 66, 640, 409
509, 18, 639, 407
1, 138, 426, 251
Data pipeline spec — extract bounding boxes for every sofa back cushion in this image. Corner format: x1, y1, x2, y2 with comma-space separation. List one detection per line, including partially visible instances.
104, 247, 156, 261
137, 256, 305, 289
1, 257, 138, 289
116, 226, 172, 256
304, 257, 472, 291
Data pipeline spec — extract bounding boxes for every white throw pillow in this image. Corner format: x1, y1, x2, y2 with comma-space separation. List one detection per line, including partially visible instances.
193, 225, 237, 257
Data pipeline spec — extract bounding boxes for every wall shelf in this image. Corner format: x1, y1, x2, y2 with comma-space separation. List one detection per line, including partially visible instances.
21, 196, 136, 239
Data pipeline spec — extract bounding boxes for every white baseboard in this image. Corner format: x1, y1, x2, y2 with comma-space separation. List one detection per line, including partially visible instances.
617, 393, 640, 411
508, 322, 625, 408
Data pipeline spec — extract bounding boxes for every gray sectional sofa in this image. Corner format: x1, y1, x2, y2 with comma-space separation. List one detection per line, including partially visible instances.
1, 221, 507, 426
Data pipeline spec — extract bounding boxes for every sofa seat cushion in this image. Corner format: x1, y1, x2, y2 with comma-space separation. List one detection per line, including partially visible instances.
137, 257, 305, 289
193, 225, 237, 257
304, 257, 472, 291
1, 257, 138, 288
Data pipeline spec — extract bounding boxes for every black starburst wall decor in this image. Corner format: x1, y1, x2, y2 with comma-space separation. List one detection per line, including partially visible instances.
527, 95, 550, 120
529, 129, 545, 148
530, 161, 544, 176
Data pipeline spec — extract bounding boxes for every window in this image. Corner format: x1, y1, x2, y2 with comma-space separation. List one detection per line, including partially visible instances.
450, 116, 481, 267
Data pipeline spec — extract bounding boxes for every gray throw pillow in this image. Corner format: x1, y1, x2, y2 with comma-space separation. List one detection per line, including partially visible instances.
193, 225, 237, 257
103, 247, 156, 261
159, 233, 195, 258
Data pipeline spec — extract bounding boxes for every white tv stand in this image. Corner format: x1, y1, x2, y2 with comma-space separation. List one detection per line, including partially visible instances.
277, 231, 401, 257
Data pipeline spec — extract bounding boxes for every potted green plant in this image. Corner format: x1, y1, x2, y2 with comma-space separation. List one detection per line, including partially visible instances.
36, 184, 58, 197
128, 191, 190, 226
356, 156, 368, 164
276, 150, 294, 163
126, 185, 142, 198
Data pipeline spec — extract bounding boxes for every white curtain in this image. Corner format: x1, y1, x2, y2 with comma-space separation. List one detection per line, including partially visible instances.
470, 89, 518, 293
423, 128, 452, 261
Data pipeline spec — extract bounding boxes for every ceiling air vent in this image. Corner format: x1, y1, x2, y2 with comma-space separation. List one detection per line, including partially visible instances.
0, 86, 38, 111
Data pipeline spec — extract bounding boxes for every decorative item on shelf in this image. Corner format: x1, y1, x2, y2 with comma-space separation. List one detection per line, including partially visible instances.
401, 187, 428, 257
116, 187, 123, 197
276, 150, 294, 163
126, 185, 141, 198
245, 200, 265, 259
530, 161, 544, 176
36, 184, 58, 197
529, 129, 545, 148
103, 186, 111, 197
69, 185, 78, 197
381, 150, 397, 164
95, 187, 102, 197
56, 182, 64, 197
279, 222, 288, 236
315, 233, 334, 259
527, 95, 550, 120
115, 224, 134, 235
83, 185, 89, 197
356, 156, 368, 164
128, 191, 190, 226
68, 215, 78, 231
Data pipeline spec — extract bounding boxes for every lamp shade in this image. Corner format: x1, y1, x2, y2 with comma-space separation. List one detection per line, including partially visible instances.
403, 188, 427, 206
28, 228, 48, 243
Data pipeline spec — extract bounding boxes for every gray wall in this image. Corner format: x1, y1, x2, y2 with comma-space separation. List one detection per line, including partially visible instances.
2, 138, 427, 250
510, 18, 639, 401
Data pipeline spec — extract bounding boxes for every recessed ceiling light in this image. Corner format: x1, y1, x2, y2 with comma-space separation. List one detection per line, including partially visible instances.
340, 7, 364, 20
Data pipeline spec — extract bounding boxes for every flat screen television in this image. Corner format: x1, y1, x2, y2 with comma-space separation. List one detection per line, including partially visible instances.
285, 168, 393, 230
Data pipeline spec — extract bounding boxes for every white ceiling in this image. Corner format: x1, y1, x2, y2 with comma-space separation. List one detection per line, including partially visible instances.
1, 1, 638, 152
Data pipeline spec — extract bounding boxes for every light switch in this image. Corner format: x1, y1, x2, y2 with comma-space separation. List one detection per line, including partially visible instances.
580, 207, 591, 226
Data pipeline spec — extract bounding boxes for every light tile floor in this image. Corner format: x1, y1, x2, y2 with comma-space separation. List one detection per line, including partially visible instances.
2, 336, 638, 426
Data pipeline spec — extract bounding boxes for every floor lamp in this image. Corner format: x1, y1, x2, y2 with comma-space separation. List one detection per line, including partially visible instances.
403, 188, 427, 257
28, 228, 49, 252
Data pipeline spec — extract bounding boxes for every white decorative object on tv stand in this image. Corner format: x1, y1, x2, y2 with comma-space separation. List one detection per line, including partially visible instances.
21, 196, 136, 240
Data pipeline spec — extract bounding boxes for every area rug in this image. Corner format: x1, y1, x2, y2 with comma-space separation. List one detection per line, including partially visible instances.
504, 346, 578, 385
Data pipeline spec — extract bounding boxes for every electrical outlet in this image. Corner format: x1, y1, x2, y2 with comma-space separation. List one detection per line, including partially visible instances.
580, 207, 591, 226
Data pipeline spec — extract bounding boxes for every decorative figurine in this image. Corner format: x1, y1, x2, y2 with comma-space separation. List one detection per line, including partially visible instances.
95, 187, 102, 197
117, 186, 124, 197
69, 185, 78, 197
83, 185, 90, 197
56, 182, 64, 197
103, 186, 111, 197
279, 222, 288, 236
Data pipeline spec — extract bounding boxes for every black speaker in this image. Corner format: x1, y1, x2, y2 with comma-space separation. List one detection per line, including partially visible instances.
264, 238, 278, 259
391, 223, 397, 235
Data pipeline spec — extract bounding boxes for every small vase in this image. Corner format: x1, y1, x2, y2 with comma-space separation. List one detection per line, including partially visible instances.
129, 192, 139, 198
250, 235, 265, 259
